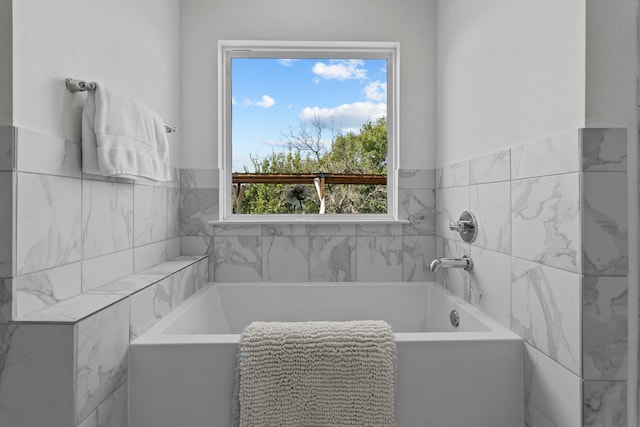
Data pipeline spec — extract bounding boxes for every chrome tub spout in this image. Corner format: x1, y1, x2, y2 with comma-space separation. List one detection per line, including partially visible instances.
429, 256, 473, 272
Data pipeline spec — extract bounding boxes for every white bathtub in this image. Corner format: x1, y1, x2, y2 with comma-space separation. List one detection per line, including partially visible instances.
129, 282, 523, 427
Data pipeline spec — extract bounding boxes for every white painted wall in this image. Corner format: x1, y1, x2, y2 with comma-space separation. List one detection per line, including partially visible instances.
12, 0, 181, 164
0, 0, 11, 126
180, 0, 437, 169
436, 0, 586, 167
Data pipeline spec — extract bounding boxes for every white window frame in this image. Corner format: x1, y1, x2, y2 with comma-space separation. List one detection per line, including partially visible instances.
218, 40, 400, 223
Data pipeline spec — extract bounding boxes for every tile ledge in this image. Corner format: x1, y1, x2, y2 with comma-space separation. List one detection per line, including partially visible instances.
13, 255, 207, 324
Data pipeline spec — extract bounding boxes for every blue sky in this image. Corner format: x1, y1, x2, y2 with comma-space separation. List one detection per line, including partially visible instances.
232, 58, 387, 172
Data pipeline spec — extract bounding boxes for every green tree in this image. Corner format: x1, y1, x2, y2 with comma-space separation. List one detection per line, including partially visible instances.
238, 117, 387, 214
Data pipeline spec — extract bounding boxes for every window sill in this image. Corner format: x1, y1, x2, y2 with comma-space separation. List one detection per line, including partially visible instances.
209, 215, 409, 225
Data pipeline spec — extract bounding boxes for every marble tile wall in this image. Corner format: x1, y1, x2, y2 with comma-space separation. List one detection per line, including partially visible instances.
436, 127, 629, 427
0, 127, 183, 319
0, 126, 209, 426
180, 168, 437, 284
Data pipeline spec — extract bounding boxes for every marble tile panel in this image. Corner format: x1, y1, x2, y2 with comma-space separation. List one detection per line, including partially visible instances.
0, 324, 75, 427
524, 343, 581, 427
181, 235, 210, 255
581, 128, 627, 172
582, 172, 627, 275
441, 160, 469, 188
399, 189, 436, 236
468, 247, 511, 328
87, 272, 165, 296
0, 125, 14, 171
76, 299, 130, 423
213, 236, 262, 281
356, 223, 403, 236
308, 223, 357, 236
16, 173, 82, 275
398, 168, 436, 189
435, 167, 443, 189
133, 241, 167, 273
134, 184, 167, 246
181, 188, 219, 236
511, 258, 581, 374
583, 380, 627, 427
141, 255, 205, 275
82, 180, 133, 259
167, 166, 181, 189
439, 238, 470, 300
309, 235, 356, 282
130, 277, 172, 340
0, 171, 13, 277
167, 236, 181, 259
262, 224, 309, 236
180, 168, 219, 189
194, 258, 209, 290
469, 149, 510, 184
16, 293, 125, 323
263, 236, 310, 282
436, 185, 470, 241
15, 127, 81, 177
511, 173, 581, 273
583, 276, 628, 380
97, 382, 128, 427
82, 249, 134, 291
170, 265, 196, 308
0, 278, 11, 322
402, 236, 436, 282
469, 181, 511, 254
511, 130, 580, 179
167, 187, 181, 239
356, 235, 402, 282
78, 411, 98, 427
15, 261, 82, 317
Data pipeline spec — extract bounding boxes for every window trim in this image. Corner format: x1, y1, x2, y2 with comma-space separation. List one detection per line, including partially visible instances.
217, 40, 400, 223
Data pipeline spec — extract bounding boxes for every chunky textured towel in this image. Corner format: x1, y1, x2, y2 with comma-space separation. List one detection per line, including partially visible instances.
235, 320, 396, 427
82, 83, 171, 182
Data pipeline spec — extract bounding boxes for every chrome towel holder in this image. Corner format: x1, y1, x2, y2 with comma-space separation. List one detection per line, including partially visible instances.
65, 78, 178, 134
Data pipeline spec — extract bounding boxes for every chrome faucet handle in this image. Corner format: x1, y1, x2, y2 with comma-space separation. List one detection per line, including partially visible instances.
449, 211, 478, 243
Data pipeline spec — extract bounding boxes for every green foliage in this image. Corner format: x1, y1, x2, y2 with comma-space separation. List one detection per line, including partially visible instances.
238, 117, 387, 215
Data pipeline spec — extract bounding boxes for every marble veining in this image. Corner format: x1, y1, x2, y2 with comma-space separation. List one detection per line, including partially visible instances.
582, 277, 628, 380
511, 258, 581, 375
14, 262, 81, 317
436, 186, 470, 242
355, 235, 403, 281
129, 277, 171, 340
581, 128, 627, 172
402, 236, 435, 282
97, 382, 128, 427
524, 343, 581, 427
511, 130, 580, 179
441, 161, 469, 188
82, 180, 133, 259
511, 174, 581, 273
263, 236, 310, 281
263, 224, 309, 236
0, 278, 11, 322
583, 380, 627, 427
16, 293, 125, 323
469, 149, 510, 184
16, 173, 82, 275
134, 184, 167, 246
469, 181, 511, 254
582, 173, 628, 275
398, 168, 436, 189
169, 265, 196, 308
82, 249, 134, 292
468, 247, 510, 328
213, 236, 262, 281
76, 300, 129, 423
0, 324, 75, 427
309, 235, 356, 282
399, 189, 436, 236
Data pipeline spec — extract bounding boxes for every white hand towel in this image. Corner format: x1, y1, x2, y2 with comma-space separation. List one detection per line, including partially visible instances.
81, 84, 171, 182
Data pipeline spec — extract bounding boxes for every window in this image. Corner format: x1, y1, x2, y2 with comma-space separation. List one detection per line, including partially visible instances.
219, 41, 399, 222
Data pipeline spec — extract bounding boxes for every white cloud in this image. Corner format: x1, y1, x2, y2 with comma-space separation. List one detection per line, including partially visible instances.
299, 101, 386, 133
364, 81, 387, 101
243, 95, 276, 108
311, 60, 367, 81
279, 59, 297, 67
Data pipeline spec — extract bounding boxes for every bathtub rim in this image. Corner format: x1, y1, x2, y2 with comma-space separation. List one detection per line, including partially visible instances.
132, 281, 522, 345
